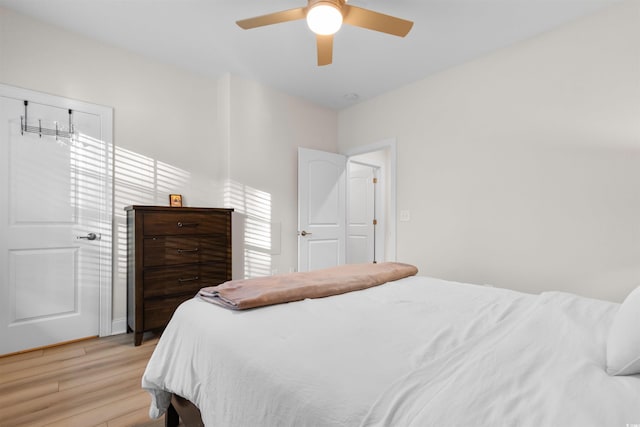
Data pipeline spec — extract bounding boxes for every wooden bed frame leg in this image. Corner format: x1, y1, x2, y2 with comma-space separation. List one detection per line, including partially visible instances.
165, 402, 179, 427
167, 394, 204, 427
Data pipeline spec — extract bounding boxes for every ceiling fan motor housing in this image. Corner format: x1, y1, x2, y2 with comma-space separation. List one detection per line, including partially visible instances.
306, 0, 346, 15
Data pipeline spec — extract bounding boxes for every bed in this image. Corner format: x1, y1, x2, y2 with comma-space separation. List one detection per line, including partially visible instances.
142, 263, 640, 426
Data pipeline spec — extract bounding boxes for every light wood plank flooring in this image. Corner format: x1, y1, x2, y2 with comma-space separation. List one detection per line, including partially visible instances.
0, 333, 167, 427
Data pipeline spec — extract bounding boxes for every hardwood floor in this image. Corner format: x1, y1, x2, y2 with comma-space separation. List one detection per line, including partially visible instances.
0, 333, 168, 427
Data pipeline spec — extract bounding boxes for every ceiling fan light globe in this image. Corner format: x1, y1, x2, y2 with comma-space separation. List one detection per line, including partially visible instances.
306, 4, 343, 35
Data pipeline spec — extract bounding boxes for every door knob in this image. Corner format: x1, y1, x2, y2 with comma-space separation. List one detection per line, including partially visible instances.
77, 232, 99, 241
300, 230, 312, 236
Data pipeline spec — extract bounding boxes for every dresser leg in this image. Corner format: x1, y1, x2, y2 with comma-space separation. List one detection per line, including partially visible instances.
134, 331, 143, 346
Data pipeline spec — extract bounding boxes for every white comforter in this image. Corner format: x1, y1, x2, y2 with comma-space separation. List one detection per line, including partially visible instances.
142, 276, 640, 427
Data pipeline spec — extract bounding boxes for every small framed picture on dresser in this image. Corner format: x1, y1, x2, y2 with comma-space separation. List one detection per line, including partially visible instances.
169, 194, 183, 207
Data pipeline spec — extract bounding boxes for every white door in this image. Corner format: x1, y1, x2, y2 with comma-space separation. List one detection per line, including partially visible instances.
297, 148, 346, 272
0, 86, 112, 355
347, 162, 377, 264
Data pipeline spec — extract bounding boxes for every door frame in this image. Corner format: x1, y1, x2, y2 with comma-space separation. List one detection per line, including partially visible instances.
0, 83, 114, 337
345, 138, 397, 262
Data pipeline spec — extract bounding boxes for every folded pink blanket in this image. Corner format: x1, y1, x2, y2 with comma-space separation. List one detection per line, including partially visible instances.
198, 262, 418, 310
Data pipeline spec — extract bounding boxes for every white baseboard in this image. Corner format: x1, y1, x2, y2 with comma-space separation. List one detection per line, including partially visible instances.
111, 317, 127, 335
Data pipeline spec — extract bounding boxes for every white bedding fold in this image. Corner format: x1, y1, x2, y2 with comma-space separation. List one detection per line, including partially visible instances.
361, 291, 640, 426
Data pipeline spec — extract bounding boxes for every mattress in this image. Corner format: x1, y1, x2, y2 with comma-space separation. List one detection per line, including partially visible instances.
142, 275, 640, 426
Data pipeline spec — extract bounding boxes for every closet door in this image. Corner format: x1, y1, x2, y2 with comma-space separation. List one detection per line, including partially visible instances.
0, 89, 112, 355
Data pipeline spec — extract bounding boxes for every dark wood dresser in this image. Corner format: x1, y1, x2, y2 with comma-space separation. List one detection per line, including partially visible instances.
125, 206, 233, 345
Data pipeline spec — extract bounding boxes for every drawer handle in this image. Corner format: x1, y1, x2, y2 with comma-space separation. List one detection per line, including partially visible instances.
177, 248, 199, 254
177, 222, 199, 228
178, 276, 199, 283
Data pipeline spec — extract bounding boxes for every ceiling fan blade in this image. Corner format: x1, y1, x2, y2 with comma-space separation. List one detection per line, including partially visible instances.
236, 7, 306, 30
343, 5, 413, 37
316, 34, 333, 66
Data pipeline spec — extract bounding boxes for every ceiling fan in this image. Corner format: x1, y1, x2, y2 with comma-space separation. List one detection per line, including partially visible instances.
236, 0, 414, 66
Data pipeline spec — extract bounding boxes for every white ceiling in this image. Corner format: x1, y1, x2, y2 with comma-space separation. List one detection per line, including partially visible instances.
0, 0, 622, 110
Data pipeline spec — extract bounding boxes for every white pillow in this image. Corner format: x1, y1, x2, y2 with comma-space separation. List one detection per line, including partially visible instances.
606, 285, 640, 376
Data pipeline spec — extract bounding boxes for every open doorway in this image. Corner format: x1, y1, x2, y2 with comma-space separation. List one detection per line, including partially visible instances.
346, 139, 396, 263
297, 140, 396, 271
347, 160, 380, 263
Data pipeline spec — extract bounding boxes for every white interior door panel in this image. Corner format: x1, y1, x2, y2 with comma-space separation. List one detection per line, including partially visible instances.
297, 147, 346, 272
0, 86, 112, 355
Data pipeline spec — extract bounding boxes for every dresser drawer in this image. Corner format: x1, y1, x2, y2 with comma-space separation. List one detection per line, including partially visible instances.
143, 211, 230, 236
143, 263, 229, 298
143, 295, 192, 330
143, 236, 229, 267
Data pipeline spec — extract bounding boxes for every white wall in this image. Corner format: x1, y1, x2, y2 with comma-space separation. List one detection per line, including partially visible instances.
0, 8, 226, 325
338, 0, 640, 302
224, 74, 338, 277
